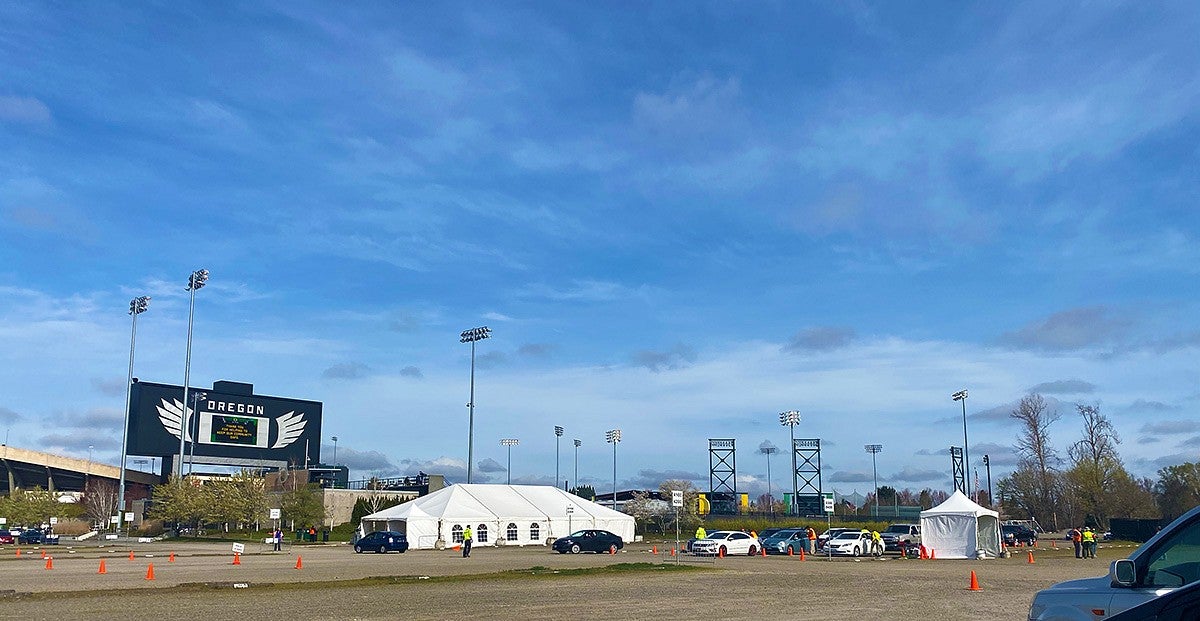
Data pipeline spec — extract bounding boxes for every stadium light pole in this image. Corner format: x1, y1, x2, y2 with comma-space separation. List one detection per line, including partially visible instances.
952, 390, 970, 499
554, 426, 564, 489
779, 410, 800, 515
573, 438, 581, 491
759, 441, 778, 515
186, 391, 206, 474
500, 438, 519, 485
332, 436, 338, 465
983, 454, 993, 507
118, 295, 150, 534
606, 429, 621, 510
865, 444, 882, 517
460, 326, 491, 484
178, 268, 209, 477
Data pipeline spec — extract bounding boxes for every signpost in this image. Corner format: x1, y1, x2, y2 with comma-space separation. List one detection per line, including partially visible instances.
566, 504, 574, 536
672, 490, 684, 563
823, 492, 835, 558
232, 542, 246, 554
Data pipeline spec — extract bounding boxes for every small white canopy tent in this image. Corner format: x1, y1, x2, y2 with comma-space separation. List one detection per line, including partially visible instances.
919, 490, 1002, 559
360, 484, 636, 550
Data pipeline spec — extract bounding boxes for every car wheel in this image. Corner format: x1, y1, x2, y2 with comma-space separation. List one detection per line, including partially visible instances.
719, 545, 728, 556
852, 546, 861, 557
354, 545, 363, 553
748, 545, 757, 556
570, 543, 581, 554
378, 545, 387, 554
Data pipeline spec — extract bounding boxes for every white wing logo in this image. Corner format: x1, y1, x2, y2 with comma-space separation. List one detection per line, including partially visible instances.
272, 411, 307, 449
156, 398, 194, 442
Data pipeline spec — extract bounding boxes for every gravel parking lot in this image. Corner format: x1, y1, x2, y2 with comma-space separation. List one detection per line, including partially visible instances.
0, 540, 1124, 620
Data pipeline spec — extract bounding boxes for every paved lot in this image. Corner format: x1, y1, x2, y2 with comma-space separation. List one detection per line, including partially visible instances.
0, 540, 1124, 620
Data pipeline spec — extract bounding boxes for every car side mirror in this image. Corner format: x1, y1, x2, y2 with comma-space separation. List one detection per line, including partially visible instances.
1111, 559, 1136, 586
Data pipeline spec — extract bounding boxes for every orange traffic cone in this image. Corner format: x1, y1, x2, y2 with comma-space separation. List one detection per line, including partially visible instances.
98, 559, 107, 574
129, 550, 135, 561
1027, 551, 1035, 564
609, 546, 615, 555
670, 548, 676, 556
41, 549, 47, 559
232, 552, 241, 565
799, 548, 806, 561
169, 552, 176, 562
652, 545, 657, 555
295, 556, 303, 570
787, 547, 793, 556
146, 563, 155, 580
968, 571, 981, 591
930, 549, 936, 560
45, 556, 53, 570
919, 545, 927, 559
718, 548, 725, 558
14, 548, 20, 557
453, 544, 461, 551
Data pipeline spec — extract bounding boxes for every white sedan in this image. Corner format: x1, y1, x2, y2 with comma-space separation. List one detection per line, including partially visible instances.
824, 530, 881, 557
690, 530, 761, 556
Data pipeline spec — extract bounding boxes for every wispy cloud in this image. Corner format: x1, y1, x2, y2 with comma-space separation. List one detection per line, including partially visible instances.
1000, 307, 1131, 352
631, 344, 697, 372
322, 362, 371, 380
783, 327, 857, 353
0, 95, 52, 124
1027, 379, 1096, 394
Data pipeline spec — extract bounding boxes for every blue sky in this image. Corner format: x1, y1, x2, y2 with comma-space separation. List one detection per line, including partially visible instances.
2, 2, 1199, 499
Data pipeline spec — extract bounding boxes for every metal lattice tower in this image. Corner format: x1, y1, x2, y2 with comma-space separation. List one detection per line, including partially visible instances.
793, 438, 822, 515
708, 439, 737, 514
950, 446, 965, 494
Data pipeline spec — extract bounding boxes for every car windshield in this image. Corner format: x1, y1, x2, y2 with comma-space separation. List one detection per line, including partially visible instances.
833, 532, 859, 541
769, 530, 800, 539
884, 525, 911, 534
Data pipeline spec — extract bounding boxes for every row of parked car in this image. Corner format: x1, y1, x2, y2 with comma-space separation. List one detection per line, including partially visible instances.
0, 528, 59, 545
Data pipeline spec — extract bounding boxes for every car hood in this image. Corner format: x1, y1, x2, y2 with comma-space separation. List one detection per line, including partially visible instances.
1038, 575, 1111, 593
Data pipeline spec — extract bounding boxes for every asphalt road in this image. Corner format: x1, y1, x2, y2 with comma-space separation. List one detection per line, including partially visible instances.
0, 539, 1125, 620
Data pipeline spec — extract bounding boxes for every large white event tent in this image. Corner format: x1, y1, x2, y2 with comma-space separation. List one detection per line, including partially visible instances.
919, 490, 1002, 559
360, 484, 636, 550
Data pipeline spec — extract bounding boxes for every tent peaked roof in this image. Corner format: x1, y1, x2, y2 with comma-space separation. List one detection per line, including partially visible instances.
920, 490, 998, 517
363, 484, 630, 522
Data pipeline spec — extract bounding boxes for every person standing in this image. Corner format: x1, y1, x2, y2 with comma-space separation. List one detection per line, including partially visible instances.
806, 526, 816, 554
273, 527, 282, 552
1082, 527, 1096, 559
1071, 527, 1083, 559
695, 526, 707, 540
462, 525, 473, 558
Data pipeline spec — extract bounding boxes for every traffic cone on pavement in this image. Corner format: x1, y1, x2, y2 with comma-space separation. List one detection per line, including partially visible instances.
968, 571, 981, 591
652, 545, 657, 555
14, 548, 19, 557
295, 556, 303, 570
670, 548, 676, 556
146, 564, 155, 580
98, 559, 107, 574
930, 549, 936, 560
45, 556, 53, 570
232, 552, 241, 565
41, 549, 46, 559
919, 545, 927, 560
761, 546, 767, 557
718, 548, 725, 558
129, 550, 135, 561
787, 547, 793, 556
1027, 551, 1035, 564
169, 552, 175, 562
799, 548, 806, 561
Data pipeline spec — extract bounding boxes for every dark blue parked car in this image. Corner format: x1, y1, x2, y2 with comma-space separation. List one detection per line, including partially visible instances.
354, 530, 409, 554
552, 529, 623, 554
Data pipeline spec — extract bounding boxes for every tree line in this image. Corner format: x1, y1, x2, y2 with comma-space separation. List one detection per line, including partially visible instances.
998, 393, 1197, 530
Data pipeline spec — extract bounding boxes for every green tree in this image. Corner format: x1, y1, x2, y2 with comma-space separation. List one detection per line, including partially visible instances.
350, 495, 403, 527
149, 476, 206, 530
1155, 462, 1200, 521
280, 483, 325, 530
1063, 404, 1134, 527
570, 485, 596, 500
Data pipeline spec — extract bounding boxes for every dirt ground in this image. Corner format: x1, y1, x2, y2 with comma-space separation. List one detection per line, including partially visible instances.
0, 540, 1130, 620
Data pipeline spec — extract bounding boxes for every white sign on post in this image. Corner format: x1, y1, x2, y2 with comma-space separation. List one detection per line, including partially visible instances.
565, 505, 574, 514
124, 512, 135, 522
110, 515, 120, 524
0, 517, 6, 525
49, 517, 58, 525
672, 490, 684, 508
232, 542, 246, 554
269, 508, 281, 520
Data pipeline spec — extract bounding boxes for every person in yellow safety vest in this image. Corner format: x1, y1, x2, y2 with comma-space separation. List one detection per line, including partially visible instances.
462, 525, 473, 558
871, 530, 883, 556
696, 526, 707, 540
1082, 527, 1096, 559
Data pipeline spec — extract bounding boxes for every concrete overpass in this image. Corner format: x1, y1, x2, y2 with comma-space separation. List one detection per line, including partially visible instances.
0, 445, 160, 497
